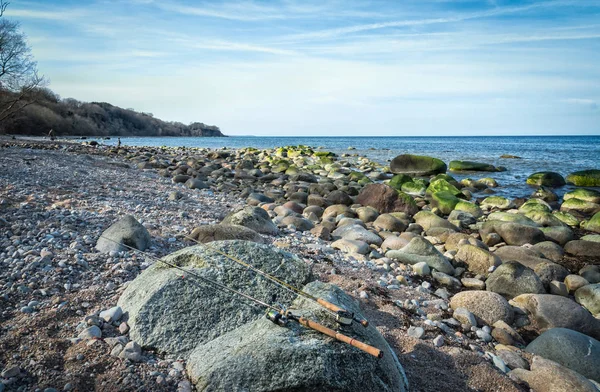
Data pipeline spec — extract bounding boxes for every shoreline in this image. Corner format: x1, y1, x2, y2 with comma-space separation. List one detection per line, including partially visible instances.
1, 139, 599, 391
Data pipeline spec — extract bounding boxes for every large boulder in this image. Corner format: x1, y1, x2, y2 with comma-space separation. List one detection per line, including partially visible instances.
564, 188, 600, 204
509, 356, 598, 392
511, 294, 600, 340
526, 172, 566, 187
390, 154, 446, 176
485, 261, 546, 299
560, 198, 600, 215
117, 241, 312, 356
493, 246, 549, 269
454, 245, 501, 276
356, 184, 418, 215
526, 328, 600, 382
386, 237, 454, 275
566, 169, 600, 186
450, 291, 513, 326
449, 161, 497, 172
186, 281, 409, 392
189, 224, 264, 244
480, 221, 545, 246
222, 206, 279, 235
95, 215, 152, 253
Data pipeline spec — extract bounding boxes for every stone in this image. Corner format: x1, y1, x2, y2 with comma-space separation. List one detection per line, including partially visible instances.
583, 212, 600, 233
332, 224, 382, 246
511, 294, 600, 340
444, 233, 487, 252
426, 179, 462, 197
580, 265, 600, 284
453, 307, 477, 327
565, 240, 600, 257
533, 262, 569, 289
492, 320, 526, 347
486, 261, 546, 299
413, 211, 458, 232
381, 235, 409, 251
222, 206, 278, 235
575, 284, 600, 315
280, 216, 315, 232
432, 271, 461, 289
373, 214, 407, 233
526, 172, 566, 187
565, 274, 590, 292
99, 306, 123, 322
408, 326, 425, 339
1, 365, 20, 378
449, 160, 497, 172
493, 246, 549, 269
431, 191, 460, 215
564, 188, 600, 204
355, 206, 380, 223
185, 178, 208, 190
386, 237, 454, 275
95, 215, 152, 253
186, 282, 409, 392
189, 224, 264, 244
326, 190, 353, 206
481, 221, 545, 246
331, 239, 370, 255
461, 278, 486, 290
78, 325, 102, 340
356, 184, 418, 216
310, 225, 331, 240
548, 280, 568, 296
531, 241, 564, 262
540, 226, 574, 246
510, 356, 597, 392
526, 328, 600, 382
565, 169, 600, 186
390, 154, 447, 176
481, 196, 513, 210
119, 341, 143, 362
412, 262, 430, 276
433, 335, 444, 347
117, 241, 312, 356
450, 291, 513, 326
561, 198, 600, 215
454, 245, 501, 276
496, 349, 528, 370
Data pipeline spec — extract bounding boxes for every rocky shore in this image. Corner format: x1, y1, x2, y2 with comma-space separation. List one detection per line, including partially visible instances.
1, 137, 599, 392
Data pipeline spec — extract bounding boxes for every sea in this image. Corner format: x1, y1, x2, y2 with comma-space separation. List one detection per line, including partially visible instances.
99, 135, 600, 199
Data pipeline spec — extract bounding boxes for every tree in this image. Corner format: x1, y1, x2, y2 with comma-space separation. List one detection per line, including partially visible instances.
0, 0, 46, 130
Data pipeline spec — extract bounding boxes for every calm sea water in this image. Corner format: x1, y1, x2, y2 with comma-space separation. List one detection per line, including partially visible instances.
100, 136, 600, 199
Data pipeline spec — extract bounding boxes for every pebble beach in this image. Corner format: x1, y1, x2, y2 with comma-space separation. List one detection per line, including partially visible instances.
1, 137, 599, 392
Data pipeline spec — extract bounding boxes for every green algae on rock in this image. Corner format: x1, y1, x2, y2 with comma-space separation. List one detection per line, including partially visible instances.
390, 154, 447, 176
449, 160, 498, 172
526, 171, 566, 187
566, 169, 600, 186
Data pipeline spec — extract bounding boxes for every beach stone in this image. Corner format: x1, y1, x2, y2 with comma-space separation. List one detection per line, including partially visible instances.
583, 212, 600, 233
386, 237, 454, 275
450, 291, 513, 326
526, 172, 566, 187
189, 224, 264, 244
426, 179, 462, 197
310, 225, 330, 240
185, 178, 208, 190
487, 211, 537, 226
119, 341, 143, 362
485, 261, 545, 299
580, 265, 600, 283
247, 193, 274, 206
430, 191, 459, 215
575, 284, 600, 315
526, 328, 600, 382
355, 206, 379, 223
549, 281, 568, 296
482, 221, 545, 246
531, 186, 559, 202
413, 211, 458, 232
307, 194, 328, 207
222, 206, 278, 235
533, 262, 569, 289
432, 271, 461, 289
381, 235, 409, 251
540, 226, 574, 246
326, 190, 353, 206
280, 216, 314, 232
564, 240, 600, 257
356, 184, 418, 215
454, 245, 501, 276
449, 161, 497, 172
78, 325, 102, 340
511, 294, 600, 340
566, 169, 600, 186
444, 233, 487, 252
519, 198, 552, 214
564, 188, 600, 203
412, 261, 431, 276
408, 326, 425, 339
373, 214, 407, 233
560, 198, 600, 215
331, 239, 370, 254
323, 204, 356, 219
496, 349, 528, 370
117, 241, 311, 356
332, 224, 382, 246
388, 174, 413, 190
565, 274, 590, 292
510, 356, 597, 392
531, 241, 564, 262
492, 320, 526, 347
390, 154, 446, 176
100, 306, 123, 322
96, 215, 152, 253
481, 196, 513, 210
453, 200, 483, 218
453, 307, 477, 327
461, 278, 486, 290
186, 282, 409, 392
493, 246, 549, 269
553, 210, 581, 226
1, 365, 20, 378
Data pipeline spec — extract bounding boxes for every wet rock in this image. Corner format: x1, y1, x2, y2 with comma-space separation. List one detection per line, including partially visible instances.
481, 221, 545, 246
332, 224, 382, 246
531, 241, 564, 262
390, 154, 446, 176
493, 246, 549, 269
526, 172, 566, 187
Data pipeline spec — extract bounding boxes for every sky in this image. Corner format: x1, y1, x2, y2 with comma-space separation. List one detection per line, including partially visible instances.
7, 0, 600, 136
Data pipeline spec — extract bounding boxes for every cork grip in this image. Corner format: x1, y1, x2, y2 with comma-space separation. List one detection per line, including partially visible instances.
316, 298, 345, 313
297, 316, 383, 358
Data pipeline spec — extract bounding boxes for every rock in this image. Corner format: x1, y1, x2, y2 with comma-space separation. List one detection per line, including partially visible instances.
553, 210, 581, 226
461, 278, 486, 290
100, 306, 123, 322
119, 341, 143, 362
493, 246, 549, 269
326, 190, 353, 206
281, 216, 315, 232
519, 198, 552, 214
117, 241, 312, 356
186, 282, 409, 392
78, 325, 102, 340
482, 221, 545, 246
331, 239, 370, 255
454, 200, 483, 218
454, 245, 501, 276
450, 291, 513, 326
222, 206, 278, 235
412, 261, 430, 276
509, 356, 597, 392
408, 326, 425, 339
575, 284, 600, 315
481, 196, 513, 210
432, 271, 461, 289
388, 174, 413, 190
565, 169, 600, 186
310, 225, 331, 240
487, 211, 537, 226
332, 224, 382, 246
580, 265, 600, 284
511, 294, 600, 340
583, 211, 600, 233
533, 262, 569, 289
426, 179, 462, 197
526, 172, 566, 187
185, 178, 208, 190
560, 198, 600, 215
453, 307, 477, 327
565, 274, 590, 292
390, 154, 446, 176
531, 241, 564, 262
564, 240, 600, 257
381, 235, 409, 251
413, 211, 458, 232
548, 280, 568, 296
496, 349, 528, 370
189, 224, 264, 244
486, 261, 546, 299
444, 233, 488, 252
526, 328, 600, 382
430, 191, 460, 215
433, 335, 444, 347
531, 186, 559, 202
355, 206, 380, 223
564, 188, 600, 204
492, 320, 526, 347
540, 226, 574, 246
1, 365, 20, 378
449, 161, 497, 172
247, 193, 274, 206
95, 215, 152, 253
373, 214, 407, 233
356, 184, 418, 215
386, 237, 454, 275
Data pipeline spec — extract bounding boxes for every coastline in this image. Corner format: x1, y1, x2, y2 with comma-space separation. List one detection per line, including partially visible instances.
1, 139, 599, 391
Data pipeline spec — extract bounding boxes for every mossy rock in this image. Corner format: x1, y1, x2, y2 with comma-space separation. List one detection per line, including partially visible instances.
455, 200, 483, 218
553, 211, 581, 227
271, 161, 290, 173
319, 156, 334, 165
314, 151, 335, 158
525, 211, 566, 227
285, 166, 299, 175
581, 234, 600, 242
519, 199, 552, 214
348, 171, 367, 181
390, 154, 447, 176
431, 191, 460, 215
388, 174, 413, 190
531, 187, 559, 202
274, 147, 287, 157
426, 179, 462, 197
477, 178, 499, 187
401, 181, 426, 196
583, 212, 600, 233
431, 173, 458, 184
526, 172, 566, 187
449, 161, 497, 172
564, 188, 600, 204
560, 198, 600, 215
481, 196, 513, 210
566, 170, 600, 186
357, 177, 373, 186
487, 212, 538, 226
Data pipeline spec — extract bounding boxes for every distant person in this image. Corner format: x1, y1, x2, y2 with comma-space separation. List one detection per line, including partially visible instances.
117, 137, 121, 148
48, 129, 56, 140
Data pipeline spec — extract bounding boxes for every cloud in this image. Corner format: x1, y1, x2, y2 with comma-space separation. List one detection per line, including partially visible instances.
6, 8, 86, 20
563, 98, 598, 110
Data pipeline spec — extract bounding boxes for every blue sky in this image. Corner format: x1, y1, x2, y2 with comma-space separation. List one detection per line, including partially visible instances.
8, 0, 600, 136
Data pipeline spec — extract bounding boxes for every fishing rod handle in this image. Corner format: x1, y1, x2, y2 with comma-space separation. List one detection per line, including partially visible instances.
297, 316, 383, 358
316, 299, 369, 327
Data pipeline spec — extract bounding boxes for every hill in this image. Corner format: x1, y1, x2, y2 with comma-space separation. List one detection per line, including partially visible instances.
0, 88, 225, 137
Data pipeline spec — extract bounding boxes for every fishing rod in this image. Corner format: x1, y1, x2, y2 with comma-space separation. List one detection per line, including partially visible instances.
182, 234, 369, 328
99, 236, 383, 358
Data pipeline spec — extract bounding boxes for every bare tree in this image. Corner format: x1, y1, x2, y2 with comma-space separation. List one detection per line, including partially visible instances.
0, 0, 47, 129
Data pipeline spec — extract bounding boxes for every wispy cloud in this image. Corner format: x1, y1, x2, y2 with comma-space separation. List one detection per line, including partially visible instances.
6, 8, 86, 20
563, 98, 598, 109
